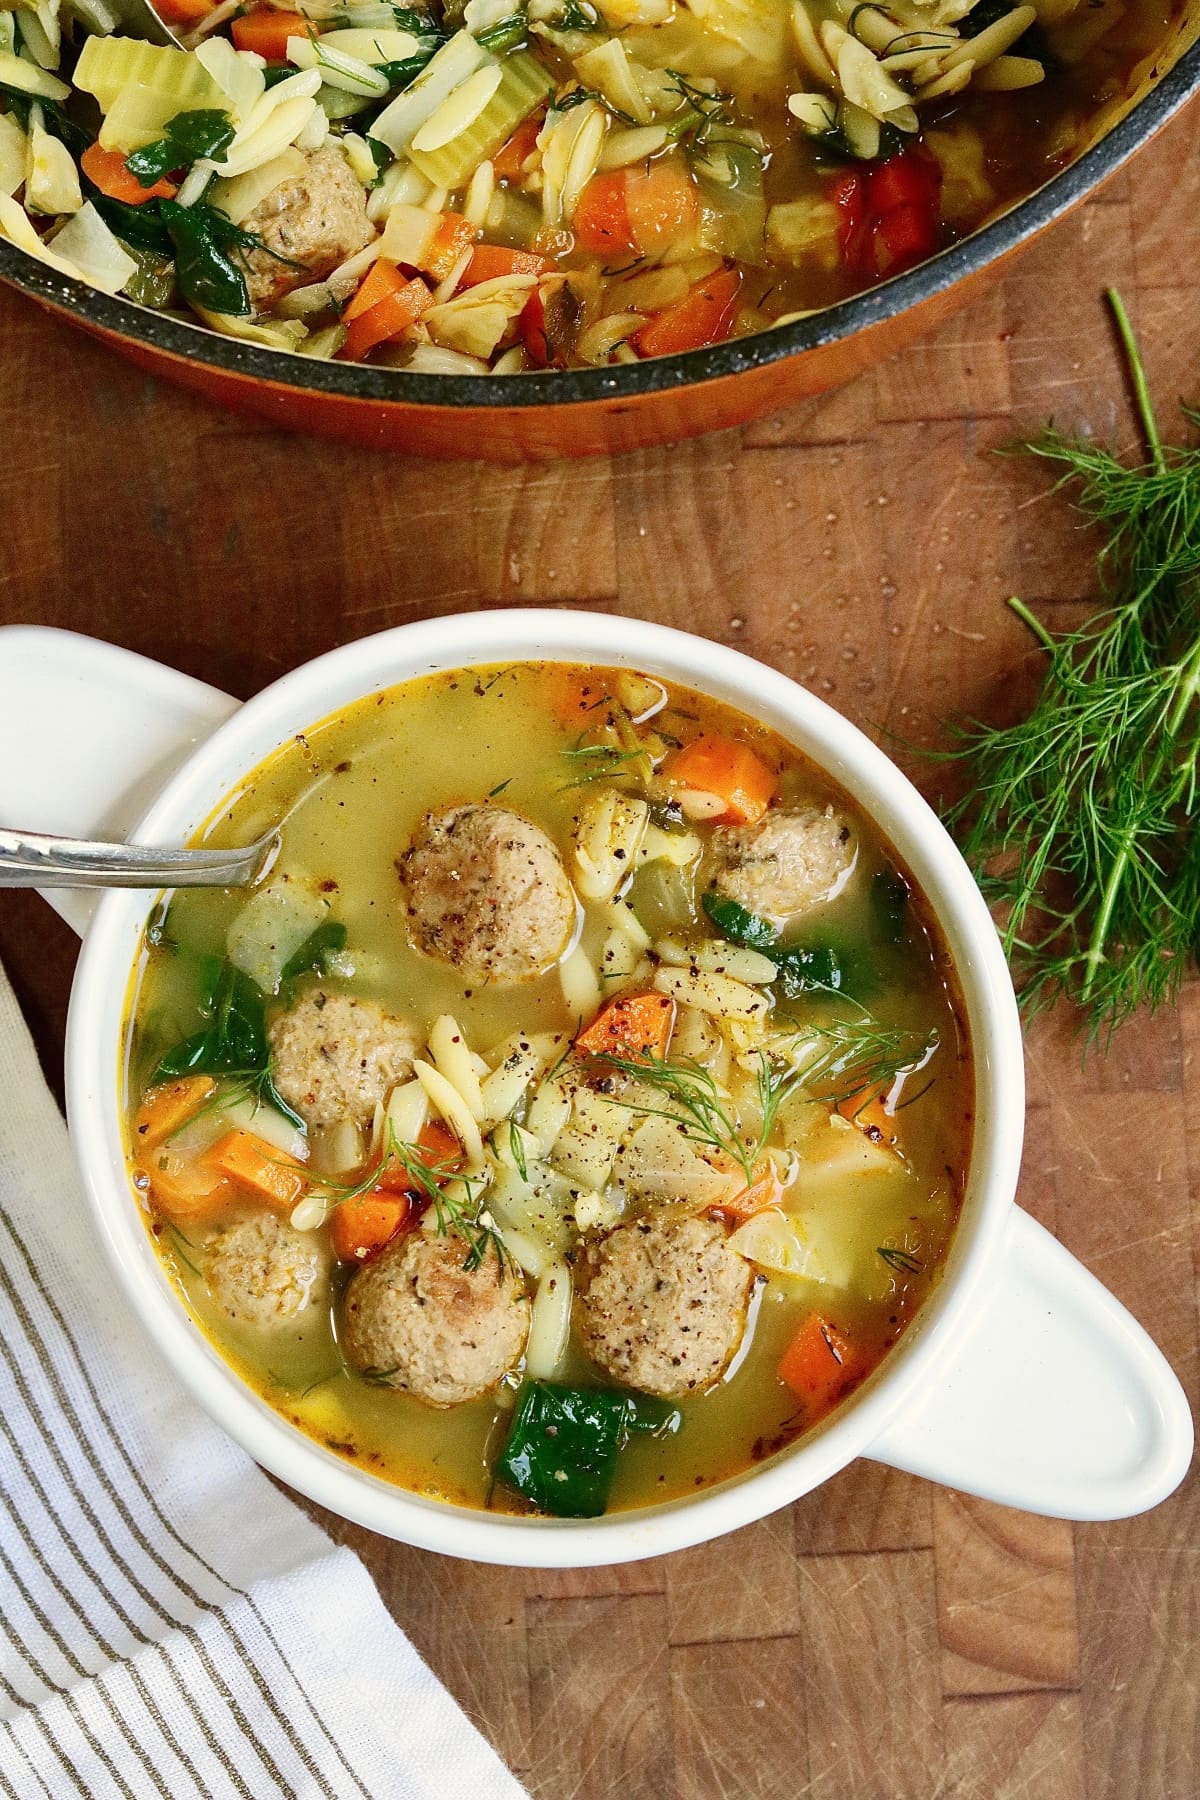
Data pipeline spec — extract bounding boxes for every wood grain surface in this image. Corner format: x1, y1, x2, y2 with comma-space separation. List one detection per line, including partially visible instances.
3, 96, 1200, 1800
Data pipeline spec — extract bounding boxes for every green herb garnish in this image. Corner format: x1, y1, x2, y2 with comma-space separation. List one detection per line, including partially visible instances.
943, 291, 1200, 1044
877, 1245, 923, 1274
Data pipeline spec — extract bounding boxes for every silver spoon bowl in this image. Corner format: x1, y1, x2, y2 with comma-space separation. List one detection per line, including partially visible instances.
0, 826, 278, 889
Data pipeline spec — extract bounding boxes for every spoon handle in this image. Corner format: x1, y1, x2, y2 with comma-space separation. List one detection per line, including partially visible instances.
0, 828, 272, 889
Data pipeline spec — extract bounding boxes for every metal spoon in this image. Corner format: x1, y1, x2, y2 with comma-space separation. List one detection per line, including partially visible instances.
0, 826, 278, 889
105, 0, 181, 46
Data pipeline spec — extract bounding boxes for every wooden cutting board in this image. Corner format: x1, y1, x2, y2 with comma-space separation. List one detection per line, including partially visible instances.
2, 94, 1198, 1800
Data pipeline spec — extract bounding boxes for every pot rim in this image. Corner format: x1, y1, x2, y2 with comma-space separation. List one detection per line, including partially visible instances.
2, 36, 1198, 411
65, 610, 1025, 1566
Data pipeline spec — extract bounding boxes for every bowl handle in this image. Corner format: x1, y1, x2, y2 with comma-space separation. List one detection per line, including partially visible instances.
0, 627, 237, 938
864, 1207, 1193, 1518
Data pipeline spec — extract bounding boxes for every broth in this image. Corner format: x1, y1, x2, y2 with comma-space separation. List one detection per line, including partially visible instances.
124, 663, 972, 1516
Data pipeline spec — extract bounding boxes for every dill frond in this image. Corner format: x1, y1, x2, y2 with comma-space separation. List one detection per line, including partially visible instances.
944, 291, 1200, 1046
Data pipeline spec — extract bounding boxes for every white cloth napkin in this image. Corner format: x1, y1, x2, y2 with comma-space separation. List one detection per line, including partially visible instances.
0, 964, 529, 1800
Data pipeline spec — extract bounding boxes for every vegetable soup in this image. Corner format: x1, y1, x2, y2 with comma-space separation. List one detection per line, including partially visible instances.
0, 0, 1182, 371
124, 663, 972, 1517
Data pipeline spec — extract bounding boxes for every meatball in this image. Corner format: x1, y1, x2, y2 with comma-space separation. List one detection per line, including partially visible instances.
206, 1210, 328, 1332
240, 145, 373, 310
341, 1230, 530, 1407
268, 990, 419, 1129
709, 804, 856, 924
575, 1212, 754, 1399
397, 804, 576, 984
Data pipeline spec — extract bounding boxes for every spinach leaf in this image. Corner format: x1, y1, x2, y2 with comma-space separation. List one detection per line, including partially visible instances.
496, 1382, 681, 1518
280, 920, 348, 994
126, 109, 236, 186
87, 191, 174, 254
155, 960, 268, 1080
702, 890, 847, 994
160, 199, 255, 316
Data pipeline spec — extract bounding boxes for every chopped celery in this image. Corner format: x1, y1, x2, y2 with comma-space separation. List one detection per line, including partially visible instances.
297, 322, 349, 359
409, 50, 552, 188
0, 48, 69, 103
695, 138, 766, 265
74, 37, 222, 116
316, 83, 372, 122
367, 28, 490, 155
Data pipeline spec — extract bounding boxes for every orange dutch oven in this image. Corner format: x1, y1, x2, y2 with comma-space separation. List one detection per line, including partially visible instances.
1, 18, 1197, 462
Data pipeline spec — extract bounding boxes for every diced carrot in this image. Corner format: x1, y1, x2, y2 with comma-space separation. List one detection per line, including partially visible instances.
836, 1092, 898, 1148
461, 244, 549, 289
339, 275, 433, 361
231, 9, 311, 59
330, 1190, 411, 1262
492, 112, 544, 180
419, 1118, 462, 1168
662, 732, 775, 824
343, 256, 407, 322
155, 0, 215, 19
573, 171, 638, 257
374, 1118, 463, 1193
143, 1153, 235, 1221
203, 1130, 307, 1211
778, 1314, 869, 1415
81, 143, 177, 205
424, 212, 477, 283
710, 1164, 786, 1224
623, 156, 699, 255
634, 268, 740, 360
576, 992, 676, 1062
133, 1075, 217, 1152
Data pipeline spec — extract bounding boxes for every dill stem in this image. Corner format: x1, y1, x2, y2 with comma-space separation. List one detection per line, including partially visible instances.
1007, 594, 1056, 655
1080, 631, 1200, 1001
1107, 289, 1166, 478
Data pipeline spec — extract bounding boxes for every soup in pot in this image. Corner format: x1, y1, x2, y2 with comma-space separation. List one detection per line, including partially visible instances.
123, 662, 972, 1516
0, 0, 1184, 370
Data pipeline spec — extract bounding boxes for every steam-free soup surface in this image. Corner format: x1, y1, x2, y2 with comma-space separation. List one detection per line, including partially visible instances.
125, 663, 971, 1516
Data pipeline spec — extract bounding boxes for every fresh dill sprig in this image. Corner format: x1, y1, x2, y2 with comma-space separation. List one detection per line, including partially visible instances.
877, 1245, 923, 1275
942, 290, 1200, 1045
558, 741, 647, 788
594, 1015, 934, 1183
165, 1223, 202, 1279
595, 1050, 765, 1183
507, 1118, 529, 1182
321, 1126, 507, 1274
787, 1016, 938, 1108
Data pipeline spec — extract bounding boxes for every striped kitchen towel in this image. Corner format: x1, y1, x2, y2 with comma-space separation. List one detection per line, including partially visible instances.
0, 965, 529, 1800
